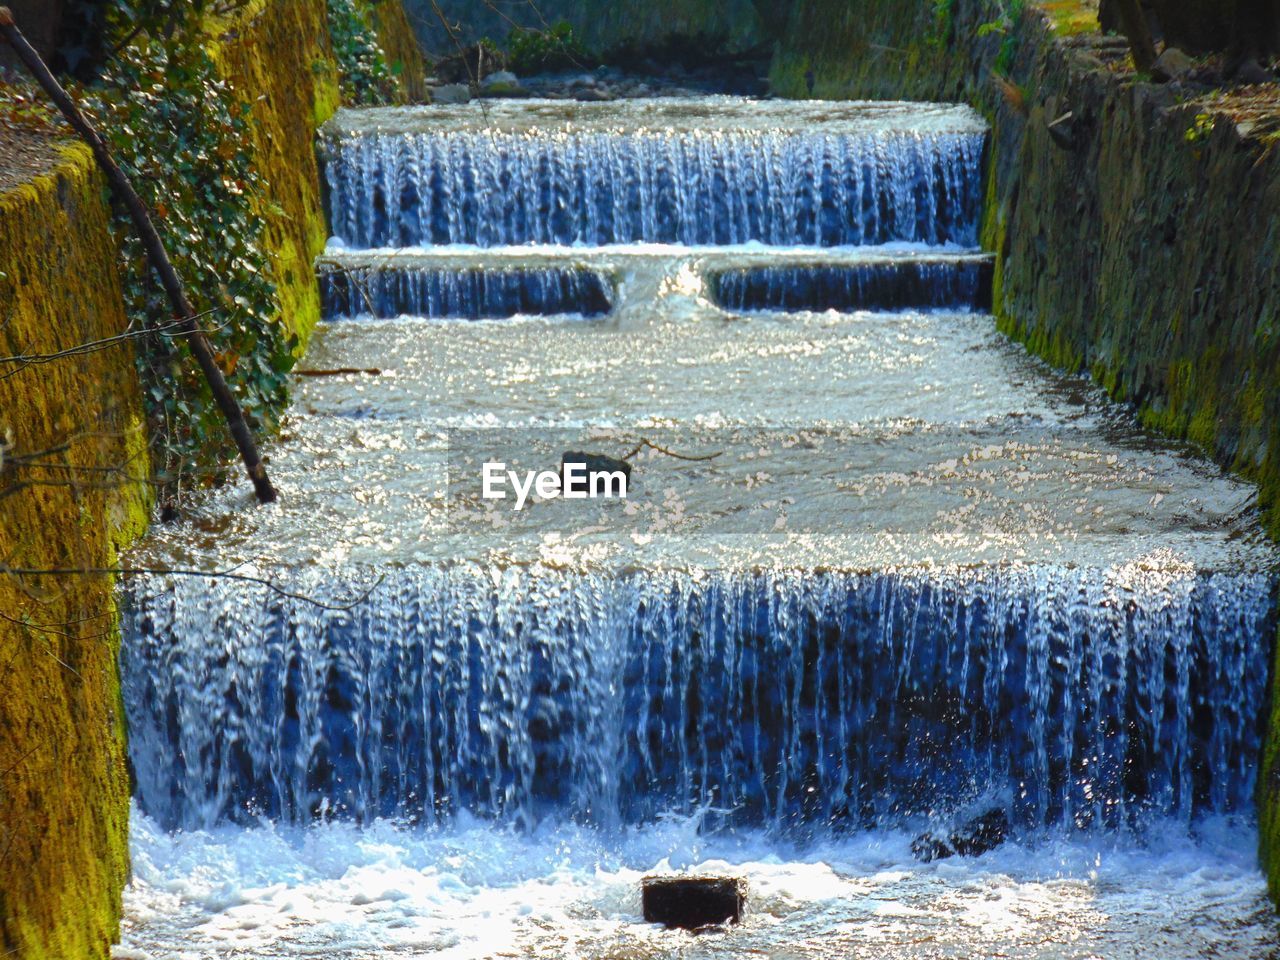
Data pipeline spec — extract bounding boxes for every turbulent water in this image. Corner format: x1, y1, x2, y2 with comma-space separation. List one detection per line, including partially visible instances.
125, 566, 1272, 834
114, 98, 1280, 959
116, 813, 1280, 960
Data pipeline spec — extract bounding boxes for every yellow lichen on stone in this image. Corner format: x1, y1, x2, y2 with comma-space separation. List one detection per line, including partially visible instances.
0, 142, 148, 960
1035, 0, 1100, 37
208, 0, 342, 353
206, 0, 425, 354
369, 0, 429, 103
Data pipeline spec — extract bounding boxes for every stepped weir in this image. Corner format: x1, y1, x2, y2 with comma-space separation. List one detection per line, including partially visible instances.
117, 97, 1280, 959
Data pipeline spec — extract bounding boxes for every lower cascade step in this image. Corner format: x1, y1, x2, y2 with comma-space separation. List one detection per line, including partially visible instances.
711, 259, 994, 314
121, 564, 1274, 833
319, 264, 614, 320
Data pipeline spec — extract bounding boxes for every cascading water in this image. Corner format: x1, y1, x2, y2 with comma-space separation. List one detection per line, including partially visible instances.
125, 566, 1272, 833
319, 264, 613, 320
116, 98, 1280, 959
712, 259, 993, 312
320, 101, 985, 249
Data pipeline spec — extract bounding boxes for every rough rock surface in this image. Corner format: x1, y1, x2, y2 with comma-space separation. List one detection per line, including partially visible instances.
0, 143, 147, 960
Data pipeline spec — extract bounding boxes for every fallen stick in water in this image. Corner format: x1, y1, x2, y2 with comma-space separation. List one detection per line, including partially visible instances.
621, 438, 722, 462
0, 6, 278, 504
294, 367, 383, 377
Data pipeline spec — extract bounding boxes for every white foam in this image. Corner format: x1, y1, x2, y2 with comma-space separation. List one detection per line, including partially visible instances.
116, 808, 1279, 959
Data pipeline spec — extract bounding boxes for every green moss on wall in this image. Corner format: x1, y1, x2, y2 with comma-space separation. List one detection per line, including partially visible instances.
369, 0, 429, 102
210, 0, 425, 353
0, 5, 425, 955
210, 0, 343, 353
0, 143, 149, 960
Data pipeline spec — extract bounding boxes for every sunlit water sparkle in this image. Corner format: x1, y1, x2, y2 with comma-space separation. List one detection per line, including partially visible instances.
115, 97, 1280, 958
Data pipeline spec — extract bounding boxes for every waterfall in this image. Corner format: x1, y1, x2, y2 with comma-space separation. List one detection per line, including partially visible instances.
713, 260, 994, 313
320, 129, 986, 249
121, 564, 1274, 834
319, 265, 613, 320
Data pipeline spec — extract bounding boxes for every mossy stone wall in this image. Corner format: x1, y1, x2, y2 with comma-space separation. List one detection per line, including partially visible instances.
210, 0, 343, 353
369, 0, 429, 102
0, 3, 424, 956
211, 0, 425, 353
0, 144, 148, 960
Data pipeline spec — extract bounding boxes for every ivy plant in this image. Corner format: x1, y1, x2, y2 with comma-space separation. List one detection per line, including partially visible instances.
508, 21, 592, 74
84, 36, 293, 491
326, 0, 398, 105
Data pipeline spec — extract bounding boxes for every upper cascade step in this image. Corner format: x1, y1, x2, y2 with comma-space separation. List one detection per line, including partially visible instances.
320, 99, 987, 250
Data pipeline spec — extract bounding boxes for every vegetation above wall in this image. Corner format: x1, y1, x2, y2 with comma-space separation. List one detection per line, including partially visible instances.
83, 33, 292, 494
326, 0, 399, 103
2, 0, 414, 494
401, 0, 771, 66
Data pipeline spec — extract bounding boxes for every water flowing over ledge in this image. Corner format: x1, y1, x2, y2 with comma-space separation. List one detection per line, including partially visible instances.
116, 91, 1280, 958
319, 264, 614, 320
122, 563, 1274, 835
320, 100, 986, 250
712, 260, 993, 313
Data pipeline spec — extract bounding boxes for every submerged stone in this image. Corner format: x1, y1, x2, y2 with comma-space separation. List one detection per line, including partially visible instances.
433, 83, 471, 105
911, 809, 1010, 862
642, 876, 746, 929
480, 72, 529, 98
559, 451, 632, 484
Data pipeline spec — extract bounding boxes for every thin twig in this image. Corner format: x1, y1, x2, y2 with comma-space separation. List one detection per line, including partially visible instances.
2, 565, 385, 612
295, 367, 382, 377
621, 438, 722, 462
0, 309, 223, 382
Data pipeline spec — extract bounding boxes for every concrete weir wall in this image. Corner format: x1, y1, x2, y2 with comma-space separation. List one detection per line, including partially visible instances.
0, 3, 423, 956
773, 0, 1280, 900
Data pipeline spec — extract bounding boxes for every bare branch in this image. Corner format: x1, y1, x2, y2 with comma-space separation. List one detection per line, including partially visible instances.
3, 565, 385, 612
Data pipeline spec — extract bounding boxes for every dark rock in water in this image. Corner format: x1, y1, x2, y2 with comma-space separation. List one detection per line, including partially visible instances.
912, 808, 1009, 862
1234, 58, 1276, 86
574, 87, 615, 102
479, 81, 531, 99
432, 83, 471, 105
642, 876, 746, 929
910, 832, 955, 862
950, 808, 1009, 856
560, 452, 632, 493
435, 43, 507, 84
